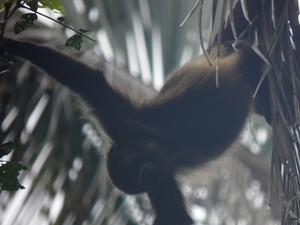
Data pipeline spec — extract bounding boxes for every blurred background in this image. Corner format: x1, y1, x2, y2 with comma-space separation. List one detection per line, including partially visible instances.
0, 0, 278, 225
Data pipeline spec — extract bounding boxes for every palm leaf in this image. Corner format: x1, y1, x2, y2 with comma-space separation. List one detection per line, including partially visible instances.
2, 0, 299, 224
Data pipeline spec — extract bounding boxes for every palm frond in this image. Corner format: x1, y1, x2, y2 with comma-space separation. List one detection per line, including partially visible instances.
1, 0, 300, 224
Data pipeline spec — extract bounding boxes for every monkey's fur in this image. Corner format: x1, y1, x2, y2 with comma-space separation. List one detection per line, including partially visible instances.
0, 37, 267, 225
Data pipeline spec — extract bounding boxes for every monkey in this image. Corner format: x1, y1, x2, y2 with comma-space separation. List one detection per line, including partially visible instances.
0, 37, 267, 225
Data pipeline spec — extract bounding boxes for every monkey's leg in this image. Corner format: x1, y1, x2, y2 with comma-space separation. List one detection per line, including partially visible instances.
147, 175, 194, 225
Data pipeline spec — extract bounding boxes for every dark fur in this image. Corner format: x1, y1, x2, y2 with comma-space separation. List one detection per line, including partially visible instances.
0, 38, 266, 225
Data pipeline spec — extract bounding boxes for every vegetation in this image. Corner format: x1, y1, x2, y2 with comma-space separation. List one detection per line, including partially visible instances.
0, 0, 300, 224
0, 0, 94, 50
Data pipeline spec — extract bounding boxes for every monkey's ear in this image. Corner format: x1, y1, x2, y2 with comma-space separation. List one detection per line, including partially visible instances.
138, 163, 162, 189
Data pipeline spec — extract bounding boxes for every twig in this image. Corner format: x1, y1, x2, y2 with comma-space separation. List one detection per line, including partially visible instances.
179, 0, 201, 27
20, 5, 95, 42
1, 0, 22, 36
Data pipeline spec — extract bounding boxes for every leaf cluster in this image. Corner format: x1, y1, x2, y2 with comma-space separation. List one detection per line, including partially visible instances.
0, 141, 27, 191
0, 0, 94, 51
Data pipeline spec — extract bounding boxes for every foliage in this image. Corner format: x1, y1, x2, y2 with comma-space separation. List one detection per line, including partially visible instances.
14, 13, 38, 34
65, 34, 83, 51
0, 161, 28, 191
0, 0, 94, 50
0, 0, 17, 10
0, 0, 70, 190
65, 29, 90, 50
0, 140, 27, 191
0, 0, 95, 192
0, 0, 64, 13
36, 0, 64, 13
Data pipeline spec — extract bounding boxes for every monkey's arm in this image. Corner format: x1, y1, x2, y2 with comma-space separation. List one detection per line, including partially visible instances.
0, 37, 137, 142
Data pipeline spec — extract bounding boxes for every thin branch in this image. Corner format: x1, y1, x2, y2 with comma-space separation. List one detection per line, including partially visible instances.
179, 0, 201, 27
1, 0, 22, 36
20, 5, 95, 42
7, 0, 22, 19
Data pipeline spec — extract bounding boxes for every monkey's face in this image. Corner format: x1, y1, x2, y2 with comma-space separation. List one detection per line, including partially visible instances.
106, 142, 168, 194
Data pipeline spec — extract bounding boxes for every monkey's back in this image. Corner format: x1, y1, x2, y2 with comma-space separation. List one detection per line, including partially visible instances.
139, 47, 253, 169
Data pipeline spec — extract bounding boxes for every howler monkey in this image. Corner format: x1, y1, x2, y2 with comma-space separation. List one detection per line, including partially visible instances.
0, 37, 267, 225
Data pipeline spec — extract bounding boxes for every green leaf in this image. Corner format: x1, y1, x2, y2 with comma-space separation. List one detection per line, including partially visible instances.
14, 13, 38, 34
20, 13, 38, 21
0, 161, 28, 191
38, 0, 65, 14
65, 34, 83, 51
0, 0, 64, 13
26, 0, 38, 12
57, 16, 65, 22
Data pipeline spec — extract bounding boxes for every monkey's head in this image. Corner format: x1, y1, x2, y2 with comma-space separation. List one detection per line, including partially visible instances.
106, 142, 169, 194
